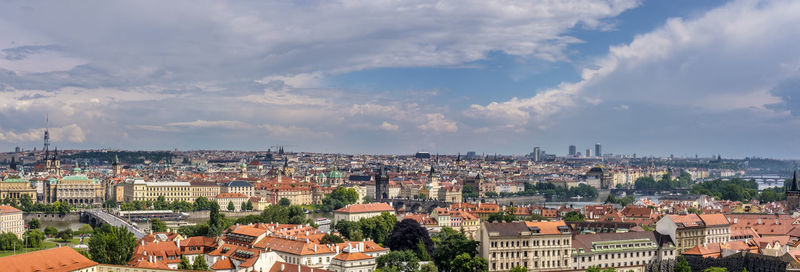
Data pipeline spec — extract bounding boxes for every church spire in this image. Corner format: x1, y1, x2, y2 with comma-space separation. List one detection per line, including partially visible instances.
792, 171, 799, 192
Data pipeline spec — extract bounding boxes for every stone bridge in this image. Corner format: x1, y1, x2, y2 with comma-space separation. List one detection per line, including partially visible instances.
81, 209, 145, 239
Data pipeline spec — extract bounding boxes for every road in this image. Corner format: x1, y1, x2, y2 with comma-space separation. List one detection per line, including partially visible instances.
86, 209, 146, 239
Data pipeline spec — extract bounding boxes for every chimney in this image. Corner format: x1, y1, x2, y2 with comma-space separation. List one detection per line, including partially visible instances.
733, 218, 738, 224
776, 219, 779, 225
281, 264, 285, 271
758, 218, 762, 225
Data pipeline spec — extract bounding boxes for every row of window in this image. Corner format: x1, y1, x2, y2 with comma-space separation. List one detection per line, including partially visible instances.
490, 238, 570, 248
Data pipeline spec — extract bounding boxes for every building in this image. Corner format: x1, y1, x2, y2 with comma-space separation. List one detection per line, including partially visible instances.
0, 205, 24, 239
217, 193, 251, 211
571, 231, 676, 271
0, 175, 37, 202
533, 147, 540, 162
190, 181, 220, 200
221, 180, 255, 197
258, 185, 313, 205
786, 171, 800, 212
480, 221, 572, 272
333, 203, 395, 224
43, 164, 103, 205
569, 145, 576, 156
329, 243, 376, 272
595, 143, 602, 157
656, 213, 731, 253
375, 167, 390, 200
122, 179, 192, 202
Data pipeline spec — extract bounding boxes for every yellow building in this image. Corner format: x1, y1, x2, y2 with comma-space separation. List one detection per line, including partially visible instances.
122, 179, 192, 202
43, 165, 103, 205
190, 181, 220, 200
0, 176, 37, 202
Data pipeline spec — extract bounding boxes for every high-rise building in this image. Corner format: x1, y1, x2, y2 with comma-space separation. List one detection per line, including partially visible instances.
568, 145, 576, 156
595, 143, 601, 157
586, 149, 592, 157
533, 147, 540, 162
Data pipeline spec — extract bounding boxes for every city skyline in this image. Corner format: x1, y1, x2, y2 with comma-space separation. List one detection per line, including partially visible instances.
2, 0, 800, 158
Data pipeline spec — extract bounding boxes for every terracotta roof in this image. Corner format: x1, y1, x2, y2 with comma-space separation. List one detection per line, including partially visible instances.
0, 205, 22, 214
269, 262, 332, 272
334, 203, 394, 213
698, 214, 730, 226
210, 257, 236, 270
217, 192, 249, 199
333, 251, 373, 261
0, 247, 98, 272
524, 221, 569, 235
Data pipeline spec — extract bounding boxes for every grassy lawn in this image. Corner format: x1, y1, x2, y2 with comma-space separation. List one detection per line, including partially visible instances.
0, 241, 59, 257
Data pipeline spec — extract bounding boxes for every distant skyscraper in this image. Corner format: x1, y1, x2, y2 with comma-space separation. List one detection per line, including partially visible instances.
568, 145, 576, 156
586, 149, 592, 157
533, 147, 540, 162
595, 143, 601, 157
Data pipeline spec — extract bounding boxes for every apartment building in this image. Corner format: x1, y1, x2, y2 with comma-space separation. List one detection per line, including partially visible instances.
221, 180, 255, 197
656, 213, 730, 253
122, 179, 192, 202
333, 203, 395, 224
571, 231, 676, 271
190, 181, 220, 200
480, 221, 572, 272
0, 205, 24, 239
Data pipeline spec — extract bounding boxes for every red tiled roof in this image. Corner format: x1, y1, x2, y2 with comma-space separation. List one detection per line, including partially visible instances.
0, 247, 98, 272
217, 192, 249, 199
0, 205, 22, 214
334, 203, 393, 213
333, 251, 373, 261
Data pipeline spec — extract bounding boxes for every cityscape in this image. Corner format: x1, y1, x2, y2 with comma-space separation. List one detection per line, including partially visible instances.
2, 1, 800, 272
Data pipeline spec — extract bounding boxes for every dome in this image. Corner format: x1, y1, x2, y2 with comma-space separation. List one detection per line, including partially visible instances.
328, 170, 342, 179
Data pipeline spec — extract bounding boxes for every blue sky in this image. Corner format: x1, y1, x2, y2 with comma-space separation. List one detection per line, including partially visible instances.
1, 0, 799, 158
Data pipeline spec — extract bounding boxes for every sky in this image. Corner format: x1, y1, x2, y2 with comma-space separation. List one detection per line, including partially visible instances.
1, 0, 800, 158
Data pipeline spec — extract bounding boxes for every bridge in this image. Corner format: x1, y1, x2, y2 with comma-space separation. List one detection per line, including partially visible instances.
82, 209, 146, 239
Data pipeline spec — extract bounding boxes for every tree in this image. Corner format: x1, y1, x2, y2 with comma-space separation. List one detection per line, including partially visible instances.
702, 268, 727, 272
335, 220, 361, 240
510, 267, 527, 272
462, 184, 479, 199
88, 224, 137, 265
58, 229, 73, 242
245, 201, 253, 211
432, 227, 479, 272
28, 218, 41, 230
77, 224, 94, 236
450, 253, 488, 272
44, 226, 58, 237
227, 201, 235, 211
0, 232, 23, 250
419, 263, 438, 272
151, 218, 167, 232
358, 212, 397, 243
674, 256, 691, 272
320, 233, 344, 244
376, 250, 420, 272
178, 256, 191, 270
154, 195, 168, 210
563, 210, 585, 222
386, 219, 434, 260
24, 229, 44, 248
194, 197, 213, 211
208, 202, 223, 237
241, 201, 248, 211
193, 255, 209, 270
279, 198, 291, 206
329, 187, 359, 204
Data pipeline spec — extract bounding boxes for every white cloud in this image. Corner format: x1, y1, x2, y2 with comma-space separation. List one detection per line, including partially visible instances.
165, 120, 252, 129
379, 121, 399, 131
468, 0, 800, 130
418, 113, 458, 133
0, 124, 84, 143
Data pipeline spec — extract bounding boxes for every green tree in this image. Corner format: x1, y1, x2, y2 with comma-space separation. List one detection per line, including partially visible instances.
28, 218, 41, 230
193, 255, 209, 270
241, 201, 248, 211
77, 224, 94, 236
0, 232, 23, 250
563, 210, 585, 221
462, 184, 479, 199
154, 195, 168, 210
208, 202, 223, 236
376, 250, 420, 272
320, 233, 344, 244
702, 268, 727, 272
279, 198, 291, 206
335, 220, 361, 240
419, 263, 438, 272
44, 226, 58, 237
228, 201, 236, 211
510, 267, 527, 272
194, 197, 212, 211
386, 219, 433, 260
674, 256, 691, 272
24, 229, 44, 248
58, 229, 73, 242
432, 227, 479, 272
151, 219, 167, 232
178, 256, 191, 270
88, 224, 138, 265
450, 253, 488, 272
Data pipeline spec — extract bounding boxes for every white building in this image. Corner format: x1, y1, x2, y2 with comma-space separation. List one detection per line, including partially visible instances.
0, 205, 24, 239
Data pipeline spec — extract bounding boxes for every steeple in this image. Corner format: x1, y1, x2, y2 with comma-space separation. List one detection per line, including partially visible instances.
792, 171, 799, 192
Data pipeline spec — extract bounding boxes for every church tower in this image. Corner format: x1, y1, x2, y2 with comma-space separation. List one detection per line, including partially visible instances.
375, 165, 390, 200
112, 155, 121, 177
786, 171, 800, 212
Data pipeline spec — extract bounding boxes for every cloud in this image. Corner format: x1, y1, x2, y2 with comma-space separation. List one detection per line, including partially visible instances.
0, 124, 84, 143
418, 113, 458, 133
165, 120, 252, 129
468, 0, 800, 131
379, 121, 399, 131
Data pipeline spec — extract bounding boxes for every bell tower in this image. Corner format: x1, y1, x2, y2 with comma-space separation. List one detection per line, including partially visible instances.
786, 171, 800, 212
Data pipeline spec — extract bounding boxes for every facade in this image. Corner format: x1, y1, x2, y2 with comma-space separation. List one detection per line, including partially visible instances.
122, 179, 193, 202
480, 221, 572, 272
375, 167, 390, 200
0, 205, 24, 239
656, 213, 731, 253
217, 193, 250, 211
786, 171, 800, 212
333, 203, 395, 224
43, 166, 103, 205
221, 180, 255, 197
329, 244, 376, 272
571, 231, 676, 271
0, 175, 37, 202
190, 181, 220, 200
260, 186, 313, 205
